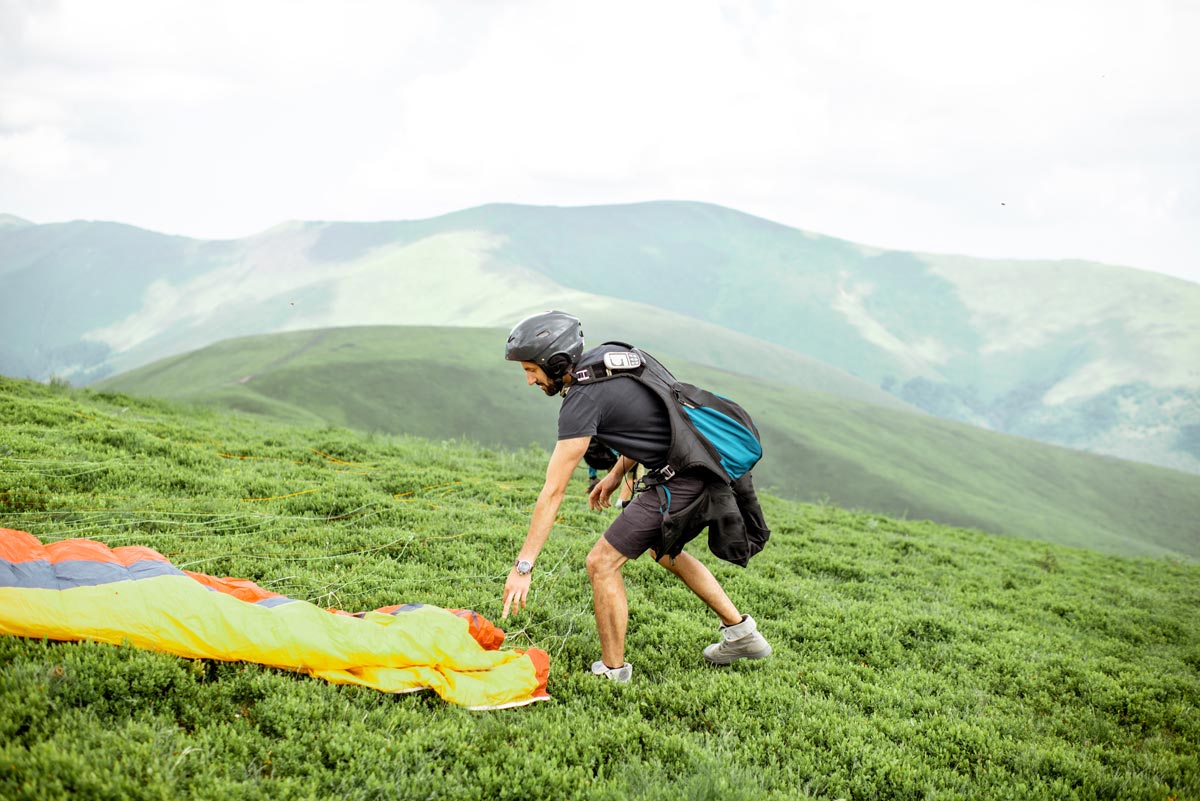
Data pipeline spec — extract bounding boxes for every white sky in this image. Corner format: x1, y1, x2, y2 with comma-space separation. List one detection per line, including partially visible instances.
1, 0, 1198, 284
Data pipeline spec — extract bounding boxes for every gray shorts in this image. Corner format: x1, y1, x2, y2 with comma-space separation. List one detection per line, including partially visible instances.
603, 474, 707, 559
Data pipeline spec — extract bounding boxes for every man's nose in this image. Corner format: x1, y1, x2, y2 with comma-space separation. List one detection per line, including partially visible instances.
526, 373, 535, 385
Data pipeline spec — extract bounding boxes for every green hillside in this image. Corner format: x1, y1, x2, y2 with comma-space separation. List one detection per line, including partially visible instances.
96, 326, 1200, 560
1, 376, 1197, 800
0, 220, 240, 384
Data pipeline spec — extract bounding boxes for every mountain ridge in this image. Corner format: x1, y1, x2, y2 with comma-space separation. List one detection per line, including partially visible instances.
2, 201, 1196, 472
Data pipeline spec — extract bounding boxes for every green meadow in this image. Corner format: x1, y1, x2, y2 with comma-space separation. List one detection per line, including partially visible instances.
1, 375, 1197, 800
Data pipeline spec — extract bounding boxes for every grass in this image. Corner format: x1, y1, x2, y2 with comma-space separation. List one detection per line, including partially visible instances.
1, 375, 1197, 800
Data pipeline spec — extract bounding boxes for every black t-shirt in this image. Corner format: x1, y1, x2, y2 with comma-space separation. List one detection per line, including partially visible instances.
557, 351, 672, 469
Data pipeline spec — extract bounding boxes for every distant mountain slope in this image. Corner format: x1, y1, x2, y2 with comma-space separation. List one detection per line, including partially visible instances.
0, 220, 239, 383
97, 325, 1200, 560
412, 203, 1200, 473
0, 214, 32, 228
0, 219, 905, 412
3, 202, 1197, 473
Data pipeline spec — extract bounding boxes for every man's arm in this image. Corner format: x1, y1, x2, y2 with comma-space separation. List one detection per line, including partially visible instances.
502, 435, 591, 618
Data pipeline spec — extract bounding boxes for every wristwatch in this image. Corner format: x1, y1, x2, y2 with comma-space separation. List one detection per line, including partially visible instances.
515, 559, 533, 576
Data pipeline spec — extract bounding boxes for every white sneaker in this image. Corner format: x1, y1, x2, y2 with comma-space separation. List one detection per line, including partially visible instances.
703, 615, 772, 665
590, 660, 633, 681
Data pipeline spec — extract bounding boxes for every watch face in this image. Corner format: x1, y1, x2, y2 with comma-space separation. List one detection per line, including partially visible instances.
516, 559, 533, 575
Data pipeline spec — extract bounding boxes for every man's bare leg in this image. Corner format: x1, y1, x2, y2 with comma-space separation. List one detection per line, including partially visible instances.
656, 551, 742, 626
586, 537, 630, 667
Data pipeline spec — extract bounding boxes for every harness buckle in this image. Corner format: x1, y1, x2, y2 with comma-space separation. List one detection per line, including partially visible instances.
634, 464, 676, 494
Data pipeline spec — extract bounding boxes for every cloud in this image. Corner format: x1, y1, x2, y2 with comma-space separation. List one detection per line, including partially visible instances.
0, 0, 1197, 283
0, 124, 107, 179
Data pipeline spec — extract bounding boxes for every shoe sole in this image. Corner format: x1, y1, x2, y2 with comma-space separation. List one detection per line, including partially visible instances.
703, 646, 773, 665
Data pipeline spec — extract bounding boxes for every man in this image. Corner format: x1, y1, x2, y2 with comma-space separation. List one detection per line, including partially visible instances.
500, 310, 771, 681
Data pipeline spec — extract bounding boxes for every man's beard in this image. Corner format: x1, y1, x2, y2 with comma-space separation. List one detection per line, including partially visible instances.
540, 380, 561, 397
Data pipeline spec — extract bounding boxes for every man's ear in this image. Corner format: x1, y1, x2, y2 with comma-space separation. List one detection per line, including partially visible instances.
545, 352, 571, 378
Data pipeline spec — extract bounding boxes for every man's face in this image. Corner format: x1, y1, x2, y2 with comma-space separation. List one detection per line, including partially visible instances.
520, 361, 559, 396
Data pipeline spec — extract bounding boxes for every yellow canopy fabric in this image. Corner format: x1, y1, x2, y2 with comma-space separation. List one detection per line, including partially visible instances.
0, 528, 549, 710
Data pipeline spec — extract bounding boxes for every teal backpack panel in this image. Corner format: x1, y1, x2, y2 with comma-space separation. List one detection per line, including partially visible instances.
682, 405, 763, 481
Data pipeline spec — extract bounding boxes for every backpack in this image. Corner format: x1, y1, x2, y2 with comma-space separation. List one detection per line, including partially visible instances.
571, 342, 771, 566
582, 439, 619, 472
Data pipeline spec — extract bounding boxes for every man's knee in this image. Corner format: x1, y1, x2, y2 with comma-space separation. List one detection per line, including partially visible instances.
587, 538, 625, 580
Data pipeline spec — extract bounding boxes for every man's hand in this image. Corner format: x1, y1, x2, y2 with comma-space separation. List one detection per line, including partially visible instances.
588, 472, 620, 511
502, 568, 532, 618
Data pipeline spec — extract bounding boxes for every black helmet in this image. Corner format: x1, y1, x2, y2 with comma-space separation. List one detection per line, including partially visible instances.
505, 311, 585, 383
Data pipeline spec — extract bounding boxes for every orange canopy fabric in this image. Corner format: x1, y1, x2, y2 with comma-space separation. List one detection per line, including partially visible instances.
0, 528, 549, 709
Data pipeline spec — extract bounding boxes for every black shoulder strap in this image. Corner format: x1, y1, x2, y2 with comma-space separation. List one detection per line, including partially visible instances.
572, 341, 644, 384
